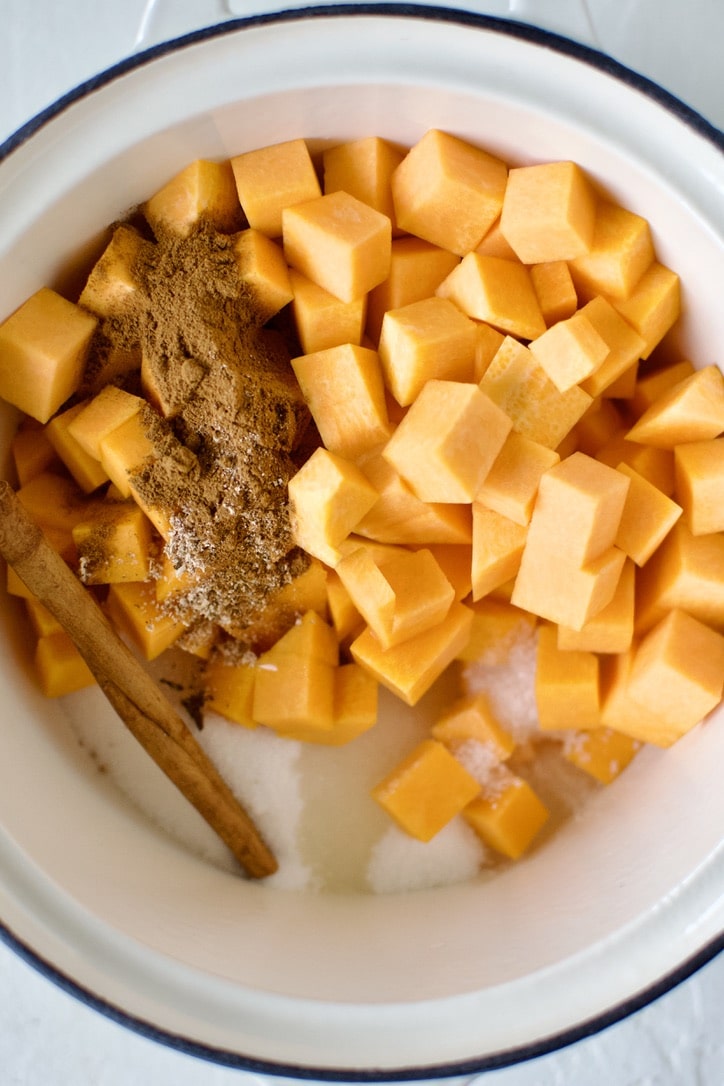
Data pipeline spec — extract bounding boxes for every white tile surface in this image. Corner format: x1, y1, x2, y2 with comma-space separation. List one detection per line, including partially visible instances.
1, 1, 722, 1082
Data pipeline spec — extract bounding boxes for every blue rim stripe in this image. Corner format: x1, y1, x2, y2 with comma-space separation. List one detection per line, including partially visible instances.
1, 4, 722, 1079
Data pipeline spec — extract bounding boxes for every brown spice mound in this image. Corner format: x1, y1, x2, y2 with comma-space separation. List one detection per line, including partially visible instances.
83, 221, 312, 643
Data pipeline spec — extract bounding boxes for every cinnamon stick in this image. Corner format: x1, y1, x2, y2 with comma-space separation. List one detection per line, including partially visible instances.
0, 480, 277, 879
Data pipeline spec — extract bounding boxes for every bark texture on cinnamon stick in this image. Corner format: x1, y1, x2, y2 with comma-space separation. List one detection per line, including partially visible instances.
0, 479, 277, 879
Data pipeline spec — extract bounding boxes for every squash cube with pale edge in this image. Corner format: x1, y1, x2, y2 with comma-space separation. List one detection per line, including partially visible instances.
45, 402, 109, 493
366, 237, 460, 343
35, 632, 96, 698
557, 558, 634, 654
530, 261, 578, 326
79, 225, 145, 318
626, 609, 724, 738
674, 438, 724, 535
471, 505, 527, 600
356, 450, 472, 546
634, 521, 724, 636
382, 380, 512, 504
479, 337, 592, 449
144, 159, 240, 239
463, 772, 549, 859
288, 447, 378, 567
432, 693, 515, 760
72, 502, 154, 585
614, 462, 682, 565
253, 653, 335, 740
323, 136, 404, 232
390, 129, 507, 256
612, 262, 680, 359
535, 625, 600, 730
513, 539, 625, 630
562, 727, 641, 785
233, 230, 293, 322
378, 296, 478, 406
336, 545, 454, 650
436, 253, 546, 341
568, 202, 654, 300
105, 581, 186, 660
476, 431, 560, 526
283, 190, 391, 303
0, 288, 97, 423
351, 600, 473, 706
499, 161, 596, 263
291, 344, 390, 460
576, 296, 645, 398
529, 311, 610, 393
289, 269, 366, 355
371, 738, 481, 842
205, 657, 258, 728
67, 386, 144, 461
600, 651, 681, 748
230, 138, 321, 237
531, 453, 630, 567
626, 365, 724, 448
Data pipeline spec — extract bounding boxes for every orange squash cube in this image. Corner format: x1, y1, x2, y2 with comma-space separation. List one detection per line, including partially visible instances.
437, 253, 546, 342
568, 201, 654, 300
600, 651, 681, 748
323, 136, 404, 231
366, 236, 460, 343
34, 632, 96, 698
253, 652, 335, 740
674, 438, 724, 535
233, 229, 293, 322
432, 693, 515, 760
371, 738, 481, 842
11, 419, 59, 485
463, 771, 549, 859
72, 502, 155, 585
105, 581, 186, 660
611, 262, 680, 359
45, 402, 109, 493
78, 224, 145, 318
0, 288, 97, 423
476, 431, 560, 526
630, 360, 696, 417
288, 447, 378, 567
562, 726, 641, 785
456, 597, 536, 664
471, 505, 527, 600
513, 538, 625, 631
529, 261, 578, 326
535, 624, 600, 730
626, 365, 724, 448
614, 462, 682, 565
205, 656, 259, 728
67, 386, 144, 461
529, 310, 610, 393
144, 158, 240, 238
283, 190, 391, 303
382, 380, 512, 504
500, 160, 596, 263
289, 269, 366, 354
557, 558, 634, 654
391, 129, 507, 256
231, 138, 321, 237
634, 521, 724, 635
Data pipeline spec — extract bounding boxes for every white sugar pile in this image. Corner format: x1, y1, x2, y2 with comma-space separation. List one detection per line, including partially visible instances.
460, 620, 541, 743
367, 818, 486, 895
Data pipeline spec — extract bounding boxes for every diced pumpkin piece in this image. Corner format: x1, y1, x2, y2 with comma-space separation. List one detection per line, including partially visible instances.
471, 505, 527, 600
383, 380, 512, 504
356, 449, 472, 546
378, 296, 477, 406
67, 386, 144, 461
480, 336, 592, 449
423, 543, 473, 602
283, 190, 391, 303
233, 229, 293, 322
530, 261, 578, 326
0, 288, 97, 423
562, 727, 641, 784
288, 447, 378, 567
630, 360, 696, 417
456, 597, 536, 664
336, 545, 454, 650
230, 138, 321, 237
391, 129, 507, 256
350, 600, 473, 706
253, 650, 336, 741
499, 161, 596, 263
626, 609, 724, 739
626, 365, 724, 448
476, 430, 560, 526
11, 419, 59, 485
289, 269, 366, 354
72, 501, 155, 585
144, 159, 240, 238
34, 631, 96, 698
473, 322, 506, 383
264, 611, 339, 667
324, 663, 379, 746
45, 402, 109, 493
611, 262, 680, 359
323, 136, 404, 231
634, 521, 724, 635
371, 738, 481, 842
529, 310, 609, 393
674, 438, 724, 536
463, 771, 549, 859
365, 237, 460, 343
557, 558, 634, 654
205, 655, 259, 728
232, 558, 329, 649
513, 539, 626, 631
475, 218, 519, 261
290, 343, 390, 459
105, 581, 186, 660
614, 462, 682, 565
16, 471, 92, 539
436, 253, 546, 341
78, 224, 145, 318
568, 201, 654, 300
574, 398, 624, 457
535, 624, 600, 730
600, 650, 681, 748
325, 571, 365, 643
432, 693, 515, 760
595, 429, 674, 495
577, 296, 645, 398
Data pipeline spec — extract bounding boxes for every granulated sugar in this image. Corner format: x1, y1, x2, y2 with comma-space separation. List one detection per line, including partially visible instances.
367, 819, 487, 895
460, 620, 541, 743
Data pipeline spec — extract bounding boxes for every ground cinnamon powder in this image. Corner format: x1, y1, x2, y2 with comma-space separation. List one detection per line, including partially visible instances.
82, 221, 312, 645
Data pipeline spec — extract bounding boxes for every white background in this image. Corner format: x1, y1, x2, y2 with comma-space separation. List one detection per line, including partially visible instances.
1, 1, 723, 1083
